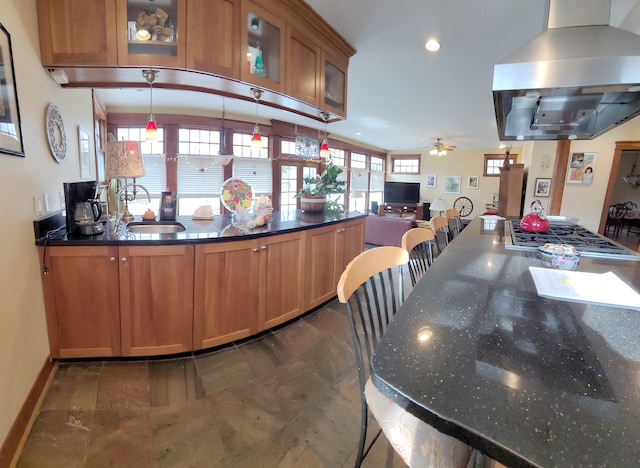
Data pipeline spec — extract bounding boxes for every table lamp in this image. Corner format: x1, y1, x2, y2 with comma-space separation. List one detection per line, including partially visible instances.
429, 198, 448, 216
105, 141, 145, 221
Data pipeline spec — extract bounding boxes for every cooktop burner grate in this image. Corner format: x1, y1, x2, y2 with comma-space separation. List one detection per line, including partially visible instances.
506, 221, 639, 260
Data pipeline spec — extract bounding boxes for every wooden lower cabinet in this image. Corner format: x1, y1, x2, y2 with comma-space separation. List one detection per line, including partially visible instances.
39, 244, 194, 358
39, 218, 363, 358
193, 231, 305, 350
119, 245, 194, 357
304, 219, 364, 309
39, 246, 121, 359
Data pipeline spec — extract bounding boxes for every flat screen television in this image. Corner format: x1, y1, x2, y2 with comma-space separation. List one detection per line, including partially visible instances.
383, 181, 420, 205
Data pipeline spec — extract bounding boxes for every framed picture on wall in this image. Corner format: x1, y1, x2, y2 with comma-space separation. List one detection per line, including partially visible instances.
444, 176, 461, 194
534, 178, 551, 197
467, 176, 479, 189
0, 23, 24, 157
425, 174, 436, 188
566, 152, 597, 184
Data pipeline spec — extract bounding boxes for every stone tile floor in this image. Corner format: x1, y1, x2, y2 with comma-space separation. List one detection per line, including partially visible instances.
16, 300, 406, 468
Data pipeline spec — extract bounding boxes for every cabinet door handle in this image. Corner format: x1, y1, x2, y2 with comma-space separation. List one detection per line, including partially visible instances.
121, 257, 127, 263
110, 257, 116, 262
253, 248, 260, 253
261, 246, 267, 251
337, 228, 345, 233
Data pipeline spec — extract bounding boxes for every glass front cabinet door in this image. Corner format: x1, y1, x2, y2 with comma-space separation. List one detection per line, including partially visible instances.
323, 54, 347, 118
241, 1, 285, 92
116, 0, 186, 67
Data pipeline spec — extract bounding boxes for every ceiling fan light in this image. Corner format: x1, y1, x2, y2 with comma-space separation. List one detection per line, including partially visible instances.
251, 125, 263, 149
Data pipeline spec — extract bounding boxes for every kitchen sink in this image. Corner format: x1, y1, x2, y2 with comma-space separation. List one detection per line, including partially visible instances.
126, 222, 186, 233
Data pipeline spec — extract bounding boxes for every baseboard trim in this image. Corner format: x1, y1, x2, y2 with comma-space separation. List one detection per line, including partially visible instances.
0, 357, 56, 468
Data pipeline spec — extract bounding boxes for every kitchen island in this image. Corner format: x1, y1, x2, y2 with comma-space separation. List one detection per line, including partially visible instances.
371, 218, 640, 467
36, 210, 365, 358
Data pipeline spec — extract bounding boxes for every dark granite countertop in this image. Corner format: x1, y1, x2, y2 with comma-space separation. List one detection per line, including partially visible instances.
35, 210, 367, 246
371, 218, 640, 467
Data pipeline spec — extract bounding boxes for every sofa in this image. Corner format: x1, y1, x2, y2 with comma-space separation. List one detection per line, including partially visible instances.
364, 213, 416, 247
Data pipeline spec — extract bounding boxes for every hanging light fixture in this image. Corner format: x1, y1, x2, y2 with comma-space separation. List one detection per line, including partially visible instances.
319, 111, 331, 158
142, 69, 159, 141
250, 87, 263, 149
623, 153, 640, 188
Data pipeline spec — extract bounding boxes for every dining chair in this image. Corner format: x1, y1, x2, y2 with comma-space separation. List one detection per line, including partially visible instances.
337, 246, 408, 467
446, 208, 462, 239
401, 227, 435, 286
430, 215, 450, 254
605, 203, 630, 237
337, 246, 475, 468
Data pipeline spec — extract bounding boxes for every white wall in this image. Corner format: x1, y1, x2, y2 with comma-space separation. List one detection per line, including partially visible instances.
0, 0, 95, 446
524, 117, 640, 231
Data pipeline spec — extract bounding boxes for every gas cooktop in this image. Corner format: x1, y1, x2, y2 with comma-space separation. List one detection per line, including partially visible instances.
506, 221, 640, 261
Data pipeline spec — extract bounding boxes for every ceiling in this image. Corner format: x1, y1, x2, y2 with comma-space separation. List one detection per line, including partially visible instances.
95, 0, 640, 153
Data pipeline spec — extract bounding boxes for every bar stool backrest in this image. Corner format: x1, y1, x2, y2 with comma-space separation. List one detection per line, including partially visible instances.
401, 228, 435, 286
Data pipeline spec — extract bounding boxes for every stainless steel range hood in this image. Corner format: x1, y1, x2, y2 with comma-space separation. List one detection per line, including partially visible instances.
493, 0, 640, 141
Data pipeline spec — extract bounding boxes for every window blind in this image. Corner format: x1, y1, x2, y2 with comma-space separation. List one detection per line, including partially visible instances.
233, 158, 272, 195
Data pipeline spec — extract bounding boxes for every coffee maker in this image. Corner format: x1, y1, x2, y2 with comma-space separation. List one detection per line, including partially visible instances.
64, 181, 104, 235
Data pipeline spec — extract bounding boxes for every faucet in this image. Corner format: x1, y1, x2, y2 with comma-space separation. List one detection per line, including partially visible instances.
114, 183, 151, 233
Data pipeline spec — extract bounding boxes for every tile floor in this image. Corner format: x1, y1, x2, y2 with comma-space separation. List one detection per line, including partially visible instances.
16, 300, 407, 468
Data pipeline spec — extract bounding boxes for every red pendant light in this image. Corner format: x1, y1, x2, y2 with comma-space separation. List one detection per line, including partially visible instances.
250, 87, 263, 149
319, 112, 331, 158
142, 69, 159, 141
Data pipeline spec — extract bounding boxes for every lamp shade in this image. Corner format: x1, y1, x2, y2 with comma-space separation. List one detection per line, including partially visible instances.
105, 141, 145, 179
429, 198, 448, 212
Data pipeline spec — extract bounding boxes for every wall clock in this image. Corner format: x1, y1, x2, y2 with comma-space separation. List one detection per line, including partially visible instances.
46, 104, 67, 163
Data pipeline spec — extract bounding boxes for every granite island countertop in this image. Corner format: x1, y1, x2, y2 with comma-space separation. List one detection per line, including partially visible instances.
371, 217, 640, 467
35, 210, 367, 246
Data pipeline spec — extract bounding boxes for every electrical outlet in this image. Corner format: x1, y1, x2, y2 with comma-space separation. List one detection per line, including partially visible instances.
34, 195, 44, 217
44, 193, 51, 213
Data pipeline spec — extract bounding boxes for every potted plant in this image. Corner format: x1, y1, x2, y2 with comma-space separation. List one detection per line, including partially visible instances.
295, 159, 346, 212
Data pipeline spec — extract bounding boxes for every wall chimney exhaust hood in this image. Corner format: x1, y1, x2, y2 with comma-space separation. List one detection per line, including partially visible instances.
493, 0, 640, 141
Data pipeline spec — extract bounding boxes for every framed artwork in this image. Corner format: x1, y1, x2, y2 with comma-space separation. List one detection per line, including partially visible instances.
0, 23, 24, 157
566, 152, 596, 184
425, 174, 436, 188
78, 126, 91, 179
534, 178, 551, 197
467, 175, 479, 189
444, 176, 461, 194
294, 134, 320, 159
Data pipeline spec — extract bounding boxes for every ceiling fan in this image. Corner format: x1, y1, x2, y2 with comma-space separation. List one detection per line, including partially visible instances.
429, 138, 456, 156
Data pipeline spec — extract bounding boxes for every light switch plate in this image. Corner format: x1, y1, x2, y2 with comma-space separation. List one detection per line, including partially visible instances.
34, 195, 44, 217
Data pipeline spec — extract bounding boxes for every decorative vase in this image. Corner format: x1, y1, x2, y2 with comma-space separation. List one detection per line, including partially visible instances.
300, 195, 326, 212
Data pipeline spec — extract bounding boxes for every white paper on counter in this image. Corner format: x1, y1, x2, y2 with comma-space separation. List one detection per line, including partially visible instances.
529, 267, 640, 310
480, 215, 505, 220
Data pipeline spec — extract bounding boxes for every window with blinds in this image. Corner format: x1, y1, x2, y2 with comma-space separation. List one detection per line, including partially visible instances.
177, 128, 223, 215
233, 157, 272, 196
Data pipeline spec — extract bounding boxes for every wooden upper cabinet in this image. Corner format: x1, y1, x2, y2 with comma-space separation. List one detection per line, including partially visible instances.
115, 0, 186, 68
286, 27, 321, 108
37, 0, 118, 66
240, 0, 286, 93
186, 0, 241, 78
322, 52, 348, 118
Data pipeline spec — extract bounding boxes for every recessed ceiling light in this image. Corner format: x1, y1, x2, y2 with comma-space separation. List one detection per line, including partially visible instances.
356, 131, 362, 136
425, 39, 440, 52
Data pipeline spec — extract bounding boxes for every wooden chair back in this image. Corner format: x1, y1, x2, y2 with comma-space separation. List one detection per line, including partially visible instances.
446, 208, 462, 238
429, 215, 449, 252
401, 228, 435, 286
337, 246, 409, 466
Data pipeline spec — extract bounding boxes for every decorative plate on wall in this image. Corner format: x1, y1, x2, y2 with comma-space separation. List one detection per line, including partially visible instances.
46, 104, 67, 164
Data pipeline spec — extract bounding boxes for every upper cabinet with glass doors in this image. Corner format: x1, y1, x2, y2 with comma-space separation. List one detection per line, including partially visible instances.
116, 0, 186, 67
240, 1, 285, 93
36, 0, 354, 120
